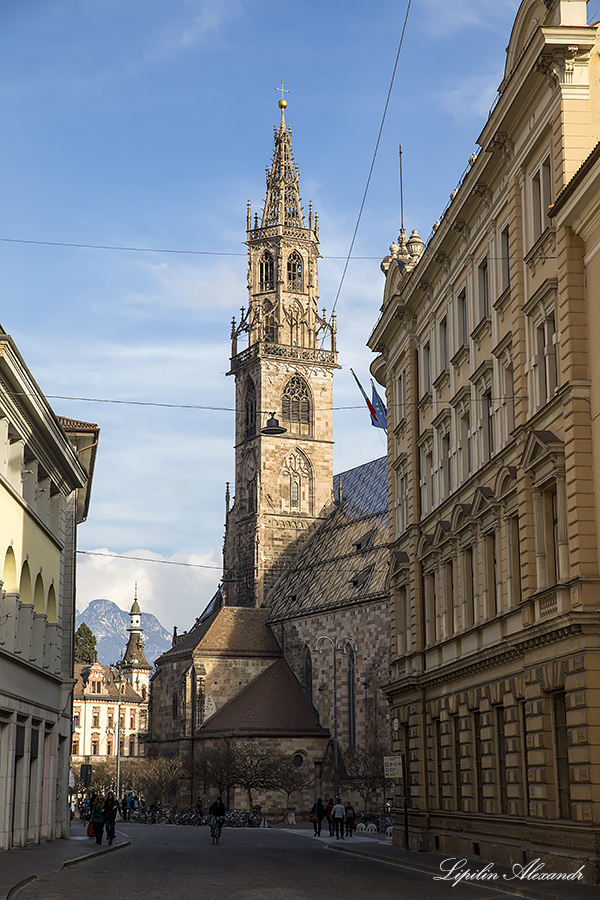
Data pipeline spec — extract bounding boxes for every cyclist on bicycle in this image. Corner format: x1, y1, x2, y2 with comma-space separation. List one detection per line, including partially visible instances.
209, 796, 226, 838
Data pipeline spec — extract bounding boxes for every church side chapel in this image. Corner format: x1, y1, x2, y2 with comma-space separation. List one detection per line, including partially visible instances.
148, 96, 391, 814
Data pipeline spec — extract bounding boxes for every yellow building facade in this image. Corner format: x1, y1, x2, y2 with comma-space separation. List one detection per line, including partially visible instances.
0, 333, 97, 849
368, 0, 600, 879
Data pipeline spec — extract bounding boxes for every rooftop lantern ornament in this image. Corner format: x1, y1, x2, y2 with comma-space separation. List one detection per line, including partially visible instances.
260, 413, 287, 436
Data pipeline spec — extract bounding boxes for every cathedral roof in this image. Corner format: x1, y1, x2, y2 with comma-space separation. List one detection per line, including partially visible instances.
266, 456, 389, 622
157, 607, 281, 661
196, 658, 327, 739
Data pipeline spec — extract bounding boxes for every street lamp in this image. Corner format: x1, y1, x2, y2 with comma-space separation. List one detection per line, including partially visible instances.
110, 662, 126, 798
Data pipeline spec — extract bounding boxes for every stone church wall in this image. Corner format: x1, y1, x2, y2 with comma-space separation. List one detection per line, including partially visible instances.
274, 600, 391, 754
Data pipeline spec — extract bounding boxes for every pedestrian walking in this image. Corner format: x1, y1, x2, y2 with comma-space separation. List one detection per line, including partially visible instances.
344, 801, 356, 837
91, 794, 105, 844
310, 798, 325, 836
103, 791, 119, 845
325, 798, 334, 836
332, 797, 345, 840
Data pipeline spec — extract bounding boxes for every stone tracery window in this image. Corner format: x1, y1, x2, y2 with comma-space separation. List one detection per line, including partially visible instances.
287, 251, 303, 290
281, 375, 311, 436
279, 448, 312, 514
262, 300, 278, 343
244, 379, 256, 439
259, 251, 274, 291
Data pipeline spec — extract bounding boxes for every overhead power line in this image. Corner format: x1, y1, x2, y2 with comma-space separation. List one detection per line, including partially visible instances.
0, 236, 379, 261
77, 550, 222, 570
328, 0, 413, 322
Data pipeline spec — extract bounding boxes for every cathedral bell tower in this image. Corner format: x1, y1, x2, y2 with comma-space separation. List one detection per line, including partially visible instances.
225, 97, 339, 608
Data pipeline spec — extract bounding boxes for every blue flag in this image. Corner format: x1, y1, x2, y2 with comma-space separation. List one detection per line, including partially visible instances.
370, 380, 387, 431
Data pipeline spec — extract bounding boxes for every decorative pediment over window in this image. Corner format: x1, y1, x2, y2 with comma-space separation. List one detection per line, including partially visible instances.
390, 549, 410, 578
471, 486, 496, 519
432, 520, 452, 547
450, 503, 473, 532
494, 465, 517, 499
417, 532, 435, 559
520, 429, 564, 485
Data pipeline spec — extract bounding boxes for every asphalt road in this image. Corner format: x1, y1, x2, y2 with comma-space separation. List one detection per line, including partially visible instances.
14, 823, 517, 900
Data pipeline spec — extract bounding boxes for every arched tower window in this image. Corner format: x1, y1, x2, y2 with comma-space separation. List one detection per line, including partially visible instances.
347, 645, 356, 749
279, 448, 313, 515
259, 251, 274, 291
281, 375, 311, 436
263, 300, 278, 343
287, 251, 303, 290
303, 647, 313, 701
244, 380, 256, 439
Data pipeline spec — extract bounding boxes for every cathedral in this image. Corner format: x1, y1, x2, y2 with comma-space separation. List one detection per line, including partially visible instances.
148, 98, 391, 813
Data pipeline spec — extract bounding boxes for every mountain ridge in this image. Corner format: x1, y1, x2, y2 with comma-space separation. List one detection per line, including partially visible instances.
75, 598, 171, 666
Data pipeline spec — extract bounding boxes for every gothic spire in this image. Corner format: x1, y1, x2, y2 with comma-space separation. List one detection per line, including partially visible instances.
261, 99, 305, 230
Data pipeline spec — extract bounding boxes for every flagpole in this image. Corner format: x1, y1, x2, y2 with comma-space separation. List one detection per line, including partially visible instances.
399, 143, 404, 233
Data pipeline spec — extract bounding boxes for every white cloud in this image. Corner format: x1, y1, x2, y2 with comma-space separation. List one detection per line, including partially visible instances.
76, 547, 221, 630
122, 258, 246, 317
419, 0, 518, 34
440, 72, 503, 122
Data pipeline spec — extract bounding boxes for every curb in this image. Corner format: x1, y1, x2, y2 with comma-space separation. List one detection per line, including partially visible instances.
326, 843, 585, 900
6, 840, 132, 900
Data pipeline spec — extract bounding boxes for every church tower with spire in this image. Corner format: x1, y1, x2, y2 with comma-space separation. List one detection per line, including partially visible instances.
225, 96, 339, 608
121, 586, 152, 700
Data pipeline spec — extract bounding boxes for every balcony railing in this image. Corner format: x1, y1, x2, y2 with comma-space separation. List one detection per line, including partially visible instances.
230, 341, 337, 371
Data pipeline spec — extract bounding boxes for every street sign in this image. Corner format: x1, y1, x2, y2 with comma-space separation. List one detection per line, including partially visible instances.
383, 755, 403, 779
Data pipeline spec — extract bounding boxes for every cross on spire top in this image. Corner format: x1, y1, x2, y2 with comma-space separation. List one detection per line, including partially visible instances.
275, 80, 290, 108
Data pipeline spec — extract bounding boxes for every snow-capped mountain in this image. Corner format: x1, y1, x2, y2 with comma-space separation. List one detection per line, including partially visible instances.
75, 599, 171, 666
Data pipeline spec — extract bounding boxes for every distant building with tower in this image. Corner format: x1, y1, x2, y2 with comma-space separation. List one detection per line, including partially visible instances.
71, 595, 151, 777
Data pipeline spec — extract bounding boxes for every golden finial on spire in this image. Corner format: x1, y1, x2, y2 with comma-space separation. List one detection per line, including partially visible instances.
275, 80, 290, 109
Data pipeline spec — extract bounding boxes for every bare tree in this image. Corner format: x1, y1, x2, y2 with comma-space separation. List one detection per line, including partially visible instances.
273, 754, 314, 808
232, 741, 281, 807
195, 741, 238, 798
140, 756, 185, 805
340, 741, 393, 813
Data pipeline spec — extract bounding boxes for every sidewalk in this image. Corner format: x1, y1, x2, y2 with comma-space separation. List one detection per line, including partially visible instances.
320, 830, 599, 900
0, 824, 130, 900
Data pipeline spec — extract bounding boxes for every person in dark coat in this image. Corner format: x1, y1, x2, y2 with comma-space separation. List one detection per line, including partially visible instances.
345, 801, 356, 837
103, 791, 119, 845
310, 798, 325, 836
91, 794, 105, 844
325, 798, 334, 836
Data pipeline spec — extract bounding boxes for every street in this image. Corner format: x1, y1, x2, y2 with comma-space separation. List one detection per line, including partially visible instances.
14, 824, 519, 900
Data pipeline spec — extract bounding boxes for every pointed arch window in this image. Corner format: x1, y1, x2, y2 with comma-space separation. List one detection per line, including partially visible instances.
282, 375, 311, 436
303, 647, 313, 701
263, 300, 278, 343
259, 251, 274, 291
244, 380, 256, 439
347, 645, 356, 749
287, 251, 303, 290
291, 480, 299, 508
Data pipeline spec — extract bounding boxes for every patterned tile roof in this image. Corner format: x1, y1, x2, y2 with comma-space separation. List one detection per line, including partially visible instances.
333, 456, 388, 517
267, 456, 389, 622
197, 658, 328, 739
156, 607, 282, 662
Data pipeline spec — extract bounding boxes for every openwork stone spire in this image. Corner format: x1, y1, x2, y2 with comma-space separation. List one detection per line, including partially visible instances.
262, 100, 305, 229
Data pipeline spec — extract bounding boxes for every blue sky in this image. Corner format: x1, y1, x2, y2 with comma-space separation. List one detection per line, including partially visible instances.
2, 0, 597, 630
